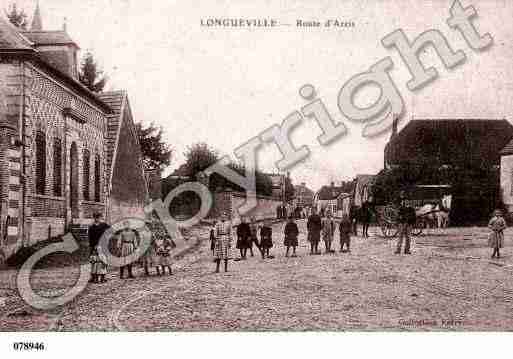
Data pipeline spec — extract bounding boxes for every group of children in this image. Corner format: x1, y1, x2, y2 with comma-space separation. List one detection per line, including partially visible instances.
209, 210, 356, 273
210, 214, 276, 273
88, 207, 509, 282
88, 213, 174, 284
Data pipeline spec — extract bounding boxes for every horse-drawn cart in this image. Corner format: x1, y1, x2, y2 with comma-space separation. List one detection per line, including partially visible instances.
376, 203, 441, 238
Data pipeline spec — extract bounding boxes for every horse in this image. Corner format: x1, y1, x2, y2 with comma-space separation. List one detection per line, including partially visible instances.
416, 194, 452, 229
350, 202, 373, 237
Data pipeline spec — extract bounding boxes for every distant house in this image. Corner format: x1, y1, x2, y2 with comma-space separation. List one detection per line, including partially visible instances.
313, 183, 346, 215
293, 182, 314, 208
385, 119, 513, 224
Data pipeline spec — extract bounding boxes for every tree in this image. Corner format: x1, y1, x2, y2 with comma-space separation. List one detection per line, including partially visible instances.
136, 122, 173, 171
182, 143, 219, 179
78, 51, 108, 93
181, 142, 273, 196
5, 3, 27, 30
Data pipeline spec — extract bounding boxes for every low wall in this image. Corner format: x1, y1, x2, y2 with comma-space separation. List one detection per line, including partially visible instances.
210, 191, 281, 220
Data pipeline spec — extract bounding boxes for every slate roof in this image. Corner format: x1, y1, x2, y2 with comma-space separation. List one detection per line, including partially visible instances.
0, 17, 33, 49
21, 31, 79, 47
0, 18, 109, 112
385, 119, 513, 167
97, 91, 126, 181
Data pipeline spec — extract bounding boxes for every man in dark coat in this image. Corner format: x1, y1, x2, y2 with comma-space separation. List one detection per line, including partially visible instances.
395, 199, 415, 255
307, 210, 322, 254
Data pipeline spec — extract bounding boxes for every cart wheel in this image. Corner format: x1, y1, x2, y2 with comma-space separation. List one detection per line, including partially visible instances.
381, 221, 398, 238
411, 219, 424, 236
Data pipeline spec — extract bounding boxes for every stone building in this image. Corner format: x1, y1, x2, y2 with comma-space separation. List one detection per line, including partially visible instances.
0, 7, 148, 258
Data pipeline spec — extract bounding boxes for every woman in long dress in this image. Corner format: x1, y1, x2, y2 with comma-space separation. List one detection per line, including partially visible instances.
488, 209, 506, 259
214, 212, 233, 273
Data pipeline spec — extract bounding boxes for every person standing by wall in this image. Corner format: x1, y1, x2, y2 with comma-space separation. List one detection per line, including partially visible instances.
488, 209, 506, 259
214, 212, 233, 273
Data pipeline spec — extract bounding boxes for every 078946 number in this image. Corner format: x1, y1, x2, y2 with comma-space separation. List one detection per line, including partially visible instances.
13, 342, 45, 351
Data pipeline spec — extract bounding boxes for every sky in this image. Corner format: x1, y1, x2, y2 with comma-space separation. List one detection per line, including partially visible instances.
10, 0, 513, 191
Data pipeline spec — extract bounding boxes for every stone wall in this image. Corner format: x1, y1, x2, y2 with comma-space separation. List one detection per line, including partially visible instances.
210, 191, 281, 221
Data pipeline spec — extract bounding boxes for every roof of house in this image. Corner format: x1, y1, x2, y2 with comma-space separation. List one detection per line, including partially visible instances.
316, 185, 345, 201
385, 119, 513, 166
97, 91, 127, 180
0, 17, 110, 112
21, 30, 79, 47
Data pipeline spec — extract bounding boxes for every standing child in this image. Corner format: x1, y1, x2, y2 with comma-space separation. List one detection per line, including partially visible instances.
155, 236, 173, 275
489, 209, 506, 259
89, 246, 107, 283
213, 212, 233, 273
284, 216, 299, 257
321, 212, 335, 253
260, 220, 274, 259
339, 214, 352, 252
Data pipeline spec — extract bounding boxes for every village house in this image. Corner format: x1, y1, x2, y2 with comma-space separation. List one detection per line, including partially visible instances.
0, 6, 148, 259
384, 118, 513, 224
313, 182, 347, 216
293, 182, 314, 209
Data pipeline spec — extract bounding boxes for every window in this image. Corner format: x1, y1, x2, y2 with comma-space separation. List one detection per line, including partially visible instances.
53, 139, 62, 196
35, 131, 46, 195
94, 154, 101, 202
83, 149, 90, 201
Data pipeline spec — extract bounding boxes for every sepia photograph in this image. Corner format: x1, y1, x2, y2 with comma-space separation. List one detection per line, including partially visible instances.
0, 0, 512, 357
